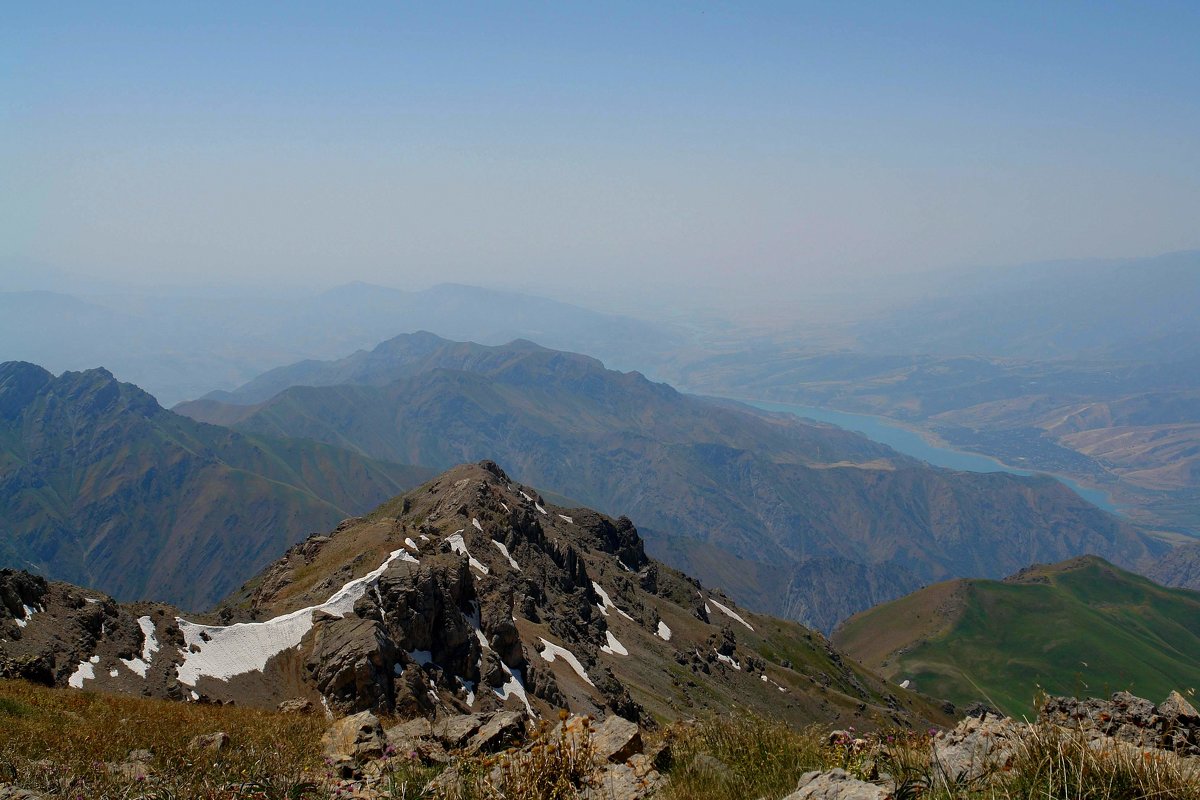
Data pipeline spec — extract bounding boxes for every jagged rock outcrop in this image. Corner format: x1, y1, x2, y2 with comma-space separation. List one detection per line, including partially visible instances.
1041, 690, 1200, 755
922, 689, 1200, 792
305, 615, 399, 712
929, 713, 1023, 783
1, 461, 949, 737
0, 569, 174, 694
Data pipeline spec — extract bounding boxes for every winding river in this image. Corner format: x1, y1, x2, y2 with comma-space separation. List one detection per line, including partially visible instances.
745, 399, 1120, 514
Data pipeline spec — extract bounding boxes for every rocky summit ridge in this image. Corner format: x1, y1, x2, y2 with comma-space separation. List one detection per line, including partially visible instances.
0, 461, 946, 733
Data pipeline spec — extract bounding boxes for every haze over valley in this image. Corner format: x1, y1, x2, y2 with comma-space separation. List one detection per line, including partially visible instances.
3, 5, 1200, 799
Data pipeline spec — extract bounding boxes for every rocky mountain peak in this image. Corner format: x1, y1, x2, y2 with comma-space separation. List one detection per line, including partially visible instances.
2, 461, 946, 732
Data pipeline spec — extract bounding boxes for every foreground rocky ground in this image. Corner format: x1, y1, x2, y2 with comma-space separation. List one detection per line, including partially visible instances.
4, 678, 1199, 800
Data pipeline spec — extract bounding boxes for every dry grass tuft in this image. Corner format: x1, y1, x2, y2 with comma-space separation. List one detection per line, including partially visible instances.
5, 679, 1200, 800
991, 722, 1200, 800
443, 714, 599, 800
661, 710, 829, 800
0, 678, 328, 799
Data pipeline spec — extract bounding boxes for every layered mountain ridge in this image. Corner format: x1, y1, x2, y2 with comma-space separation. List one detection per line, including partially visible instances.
176, 333, 1166, 631
0, 361, 432, 609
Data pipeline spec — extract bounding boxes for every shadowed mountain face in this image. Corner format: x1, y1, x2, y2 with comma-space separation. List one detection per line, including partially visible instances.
833, 556, 1200, 717
176, 334, 1165, 631
1148, 542, 1200, 591
0, 362, 432, 610
0, 462, 952, 731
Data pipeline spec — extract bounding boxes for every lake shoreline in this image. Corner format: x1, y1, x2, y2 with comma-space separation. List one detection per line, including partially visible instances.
706, 393, 1124, 515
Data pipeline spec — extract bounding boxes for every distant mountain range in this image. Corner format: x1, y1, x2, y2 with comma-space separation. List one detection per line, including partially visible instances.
851, 250, 1200, 362
833, 555, 1200, 716
0, 282, 684, 407
175, 333, 1166, 632
0, 362, 432, 609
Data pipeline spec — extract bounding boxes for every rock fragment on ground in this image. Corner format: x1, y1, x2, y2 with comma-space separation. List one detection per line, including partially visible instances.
783, 768, 891, 800
188, 731, 230, 752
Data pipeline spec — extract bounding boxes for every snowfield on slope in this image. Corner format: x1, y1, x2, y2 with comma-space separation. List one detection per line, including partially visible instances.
592, 581, 634, 620
14, 603, 38, 628
446, 531, 489, 574
175, 547, 417, 686
600, 630, 629, 656
120, 616, 159, 678
710, 598, 754, 630
491, 540, 520, 570
539, 637, 594, 686
68, 654, 101, 688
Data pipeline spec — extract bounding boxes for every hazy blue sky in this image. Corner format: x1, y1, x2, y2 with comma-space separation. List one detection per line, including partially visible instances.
4, 2, 1198, 301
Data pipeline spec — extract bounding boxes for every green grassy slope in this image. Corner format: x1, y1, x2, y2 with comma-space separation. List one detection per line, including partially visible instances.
834, 556, 1200, 716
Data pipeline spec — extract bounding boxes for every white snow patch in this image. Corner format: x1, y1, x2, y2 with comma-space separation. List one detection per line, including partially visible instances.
500, 502, 510, 512
84, 598, 100, 604
466, 606, 489, 649
68, 656, 100, 688
15, 604, 38, 628
539, 638, 594, 686
496, 664, 533, 715
420, 534, 430, 542
715, 652, 741, 670
459, 676, 477, 707
191, 690, 200, 701
520, 491, 534, 502
491, 540, 520, 570
557, 514, 573, 524
472, 517, 483, 532
121, 616, 159, 678
404, 537, 420, 551
109, 668, 119, 678
463, 603, 533, 715
656, 620, 672, 641
138, 616, 159, 661
899, 679, 911, 690
535, 503, 547, 515
704, 603, 712, 615
446, 532, 489, 574
709, 598, 754, 631
761, 674, 769, 682
591, 582, 634, 621
175, 547, 417, 686
600, 630, 628, 656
